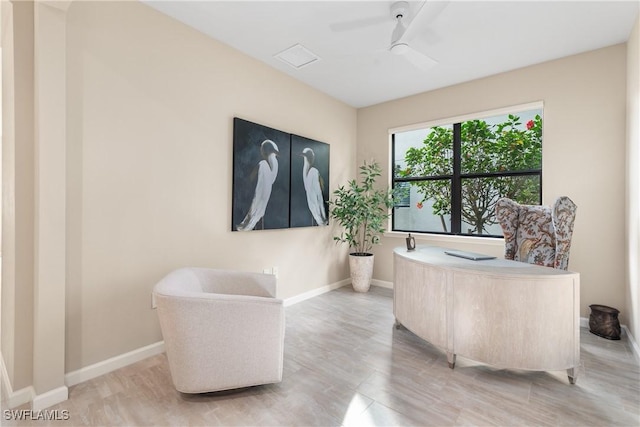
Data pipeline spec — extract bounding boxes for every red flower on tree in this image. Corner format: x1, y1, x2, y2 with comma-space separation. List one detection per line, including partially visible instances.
416, 201, 423, 209
526, 120, 534, 130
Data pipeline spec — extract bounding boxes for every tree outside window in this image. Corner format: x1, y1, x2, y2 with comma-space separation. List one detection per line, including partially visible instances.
392, 109, 542, 236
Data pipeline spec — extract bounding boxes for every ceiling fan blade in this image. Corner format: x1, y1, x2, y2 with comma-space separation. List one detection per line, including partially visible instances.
400, 0, 450, 43
403, 47, 437, 71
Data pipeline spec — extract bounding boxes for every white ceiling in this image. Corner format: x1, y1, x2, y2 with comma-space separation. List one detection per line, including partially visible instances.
144, 1, 640, 108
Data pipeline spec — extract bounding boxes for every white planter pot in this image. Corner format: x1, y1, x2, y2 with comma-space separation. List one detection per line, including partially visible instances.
349, 253, 374, 292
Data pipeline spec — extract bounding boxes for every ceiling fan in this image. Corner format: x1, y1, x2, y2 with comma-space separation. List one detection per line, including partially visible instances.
330, 1, 446, 71
387, 1, 438, 71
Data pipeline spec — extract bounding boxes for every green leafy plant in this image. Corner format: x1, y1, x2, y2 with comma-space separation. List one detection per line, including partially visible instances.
329, 161, 394, 255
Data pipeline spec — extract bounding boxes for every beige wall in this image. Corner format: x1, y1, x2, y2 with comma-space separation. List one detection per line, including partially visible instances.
626, 15, 640, 339
3, 0, 71, 399
33, 1, 68, 396
358, 45, 628, 322
2, 0, 35, 392
64, 1, 356, 372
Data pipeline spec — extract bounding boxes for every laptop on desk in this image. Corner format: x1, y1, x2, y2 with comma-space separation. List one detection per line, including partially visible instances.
444, 249, 497, 261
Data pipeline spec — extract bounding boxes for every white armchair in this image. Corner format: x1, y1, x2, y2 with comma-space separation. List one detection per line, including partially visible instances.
153, 268, 285, 393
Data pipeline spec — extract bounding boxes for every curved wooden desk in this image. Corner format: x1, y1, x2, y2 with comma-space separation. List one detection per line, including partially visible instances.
393, 246, 580, 384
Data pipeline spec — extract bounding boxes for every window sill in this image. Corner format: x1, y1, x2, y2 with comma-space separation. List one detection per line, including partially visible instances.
384, 231, 505, 248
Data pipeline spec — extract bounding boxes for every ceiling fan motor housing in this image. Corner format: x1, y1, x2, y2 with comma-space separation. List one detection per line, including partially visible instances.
390, 1, 410, 51
391, 1, 410, 20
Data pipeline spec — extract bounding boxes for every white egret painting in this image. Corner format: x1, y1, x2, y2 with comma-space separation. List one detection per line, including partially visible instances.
232, 118, 290, 231
290, 135, 330, 228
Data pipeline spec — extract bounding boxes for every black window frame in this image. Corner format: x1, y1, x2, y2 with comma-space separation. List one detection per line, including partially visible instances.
391, 114, 542, 238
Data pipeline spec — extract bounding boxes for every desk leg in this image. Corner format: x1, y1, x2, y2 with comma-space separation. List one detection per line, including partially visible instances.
447, 352, 456, 369
567, 368, 577, 384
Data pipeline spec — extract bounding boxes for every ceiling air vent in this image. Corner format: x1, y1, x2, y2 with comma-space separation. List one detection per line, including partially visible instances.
274, 44, 320, 69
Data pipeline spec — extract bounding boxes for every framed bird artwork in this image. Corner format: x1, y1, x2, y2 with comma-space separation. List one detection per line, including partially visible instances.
232, 118, 291, 231
290, 135, 330, 228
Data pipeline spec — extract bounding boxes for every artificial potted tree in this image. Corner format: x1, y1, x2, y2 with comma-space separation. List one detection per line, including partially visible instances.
329, 161, 394, 292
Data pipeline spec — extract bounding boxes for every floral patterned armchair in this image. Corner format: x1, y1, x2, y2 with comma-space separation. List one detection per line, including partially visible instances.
495, 196, 577, 270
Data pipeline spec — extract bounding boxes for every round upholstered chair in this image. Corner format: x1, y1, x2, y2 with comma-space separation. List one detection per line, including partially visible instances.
153, 268, 285, 393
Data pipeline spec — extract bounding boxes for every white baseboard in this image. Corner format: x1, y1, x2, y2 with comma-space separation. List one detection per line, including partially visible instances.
31, 386, 68, 411
2, 352, 68, 411
371, 279, 393, 289
1, 351, 35, 409
580, 316, 640, 361
580, 316, 589, 329
65, 341, 165, 387
623, 325, 640, 362
283, 279, 350, 306
283, 278, 392, 304
4, 386, 34, 410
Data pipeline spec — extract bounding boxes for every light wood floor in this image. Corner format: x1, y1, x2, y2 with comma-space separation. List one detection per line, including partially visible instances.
4, 286, 640, 426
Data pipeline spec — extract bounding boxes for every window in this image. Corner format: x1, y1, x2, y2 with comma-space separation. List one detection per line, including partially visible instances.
392, 105, 542, 237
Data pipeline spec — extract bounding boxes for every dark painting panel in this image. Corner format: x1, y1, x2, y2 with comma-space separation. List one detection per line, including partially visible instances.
232, 118, 290, 231
290, 135, 330, 228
